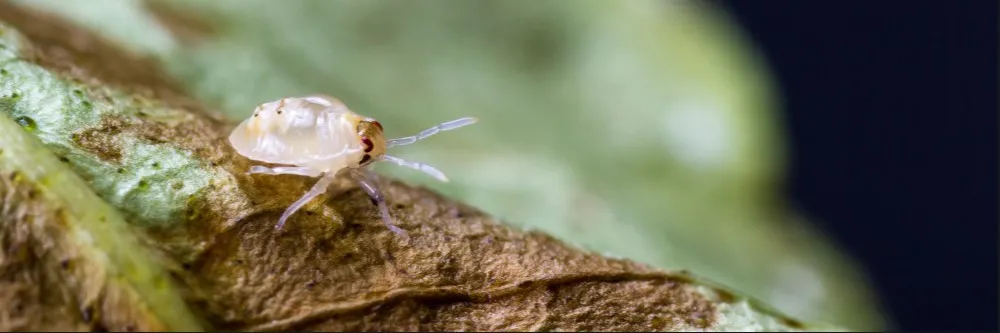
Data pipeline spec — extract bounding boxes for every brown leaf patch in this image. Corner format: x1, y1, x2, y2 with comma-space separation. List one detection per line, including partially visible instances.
72, 113, 230, 166
172, 171, 717, 331
0, 172, 161, 331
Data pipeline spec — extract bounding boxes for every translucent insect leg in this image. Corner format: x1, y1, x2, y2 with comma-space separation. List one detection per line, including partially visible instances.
351, 169, 409, 237
274, 173, 336, 230
248, 165, 322, 177
379, 155, 449, 182
386, 117, 479, 148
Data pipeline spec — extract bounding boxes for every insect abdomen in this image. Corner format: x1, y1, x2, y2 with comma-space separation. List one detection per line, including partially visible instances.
229, 100, 365, 168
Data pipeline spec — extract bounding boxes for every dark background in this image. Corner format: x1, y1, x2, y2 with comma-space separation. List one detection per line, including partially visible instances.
719, 1, 998, 331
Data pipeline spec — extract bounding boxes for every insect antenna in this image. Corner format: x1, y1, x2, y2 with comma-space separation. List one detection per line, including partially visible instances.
379, 155, 450, 182
386, 117, 479, 148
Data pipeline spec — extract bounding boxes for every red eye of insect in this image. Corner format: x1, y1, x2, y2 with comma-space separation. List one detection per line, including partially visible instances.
361, 137, 374, 152
372, 121, 383, 131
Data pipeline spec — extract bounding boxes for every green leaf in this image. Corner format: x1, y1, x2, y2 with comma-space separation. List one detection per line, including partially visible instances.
1, 0, 880, 330
0, 25, 202, 331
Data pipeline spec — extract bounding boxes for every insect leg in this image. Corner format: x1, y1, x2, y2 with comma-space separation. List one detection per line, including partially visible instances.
274, 173, 336, 230
379, 155, 449, 182
351, 169, 409, 238
386, 117, 478, 148
248, 165, 322, 177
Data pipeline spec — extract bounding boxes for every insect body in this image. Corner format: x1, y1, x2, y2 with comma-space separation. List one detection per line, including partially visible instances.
229, 94, 477, 236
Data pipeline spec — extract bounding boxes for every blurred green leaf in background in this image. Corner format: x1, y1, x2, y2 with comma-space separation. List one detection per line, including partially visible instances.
16, 0, 887, 330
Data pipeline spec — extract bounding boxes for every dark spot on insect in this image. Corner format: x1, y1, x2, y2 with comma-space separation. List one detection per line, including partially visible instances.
80, 305, 94, 323
305, 210, 315, 215
137, 180, 149, 190
9, 92, 19, 100
306, 280, 317, 289
73, 89, 84, 97
151, 162, 160, 169
13, 303, 22, 313
26, 188, 37, 199
59, 156, 69, 163
14, 116, 35, 132
234, 259, 244, 264
254, 113, 259, 117
359, 154, 371, 165
81, 100, 92, 108
276, 110, 282, 115
209, 162, 217, 167
517, 280, 533, 289
116, 168, 125, 174
136, 110, 147, 118
181, 263, 192, 271
60, 259, 71, 269
394, 203, 405, 209
368, 196, 378, 206
361, 137, 373, 152
0, 69, 7, 76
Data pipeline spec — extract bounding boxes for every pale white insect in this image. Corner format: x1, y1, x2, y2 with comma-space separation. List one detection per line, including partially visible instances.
229, 94, 478, 236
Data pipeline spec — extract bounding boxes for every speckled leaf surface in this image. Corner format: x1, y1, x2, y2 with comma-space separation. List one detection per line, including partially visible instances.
0, 0, 864, 331
121, 0, 879, 329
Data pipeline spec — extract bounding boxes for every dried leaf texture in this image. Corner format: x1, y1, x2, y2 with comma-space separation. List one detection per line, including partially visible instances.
0, 173, 110, 332
0, 1, 823, 331
193, 177, 717, 331
0, 172, 184, 331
